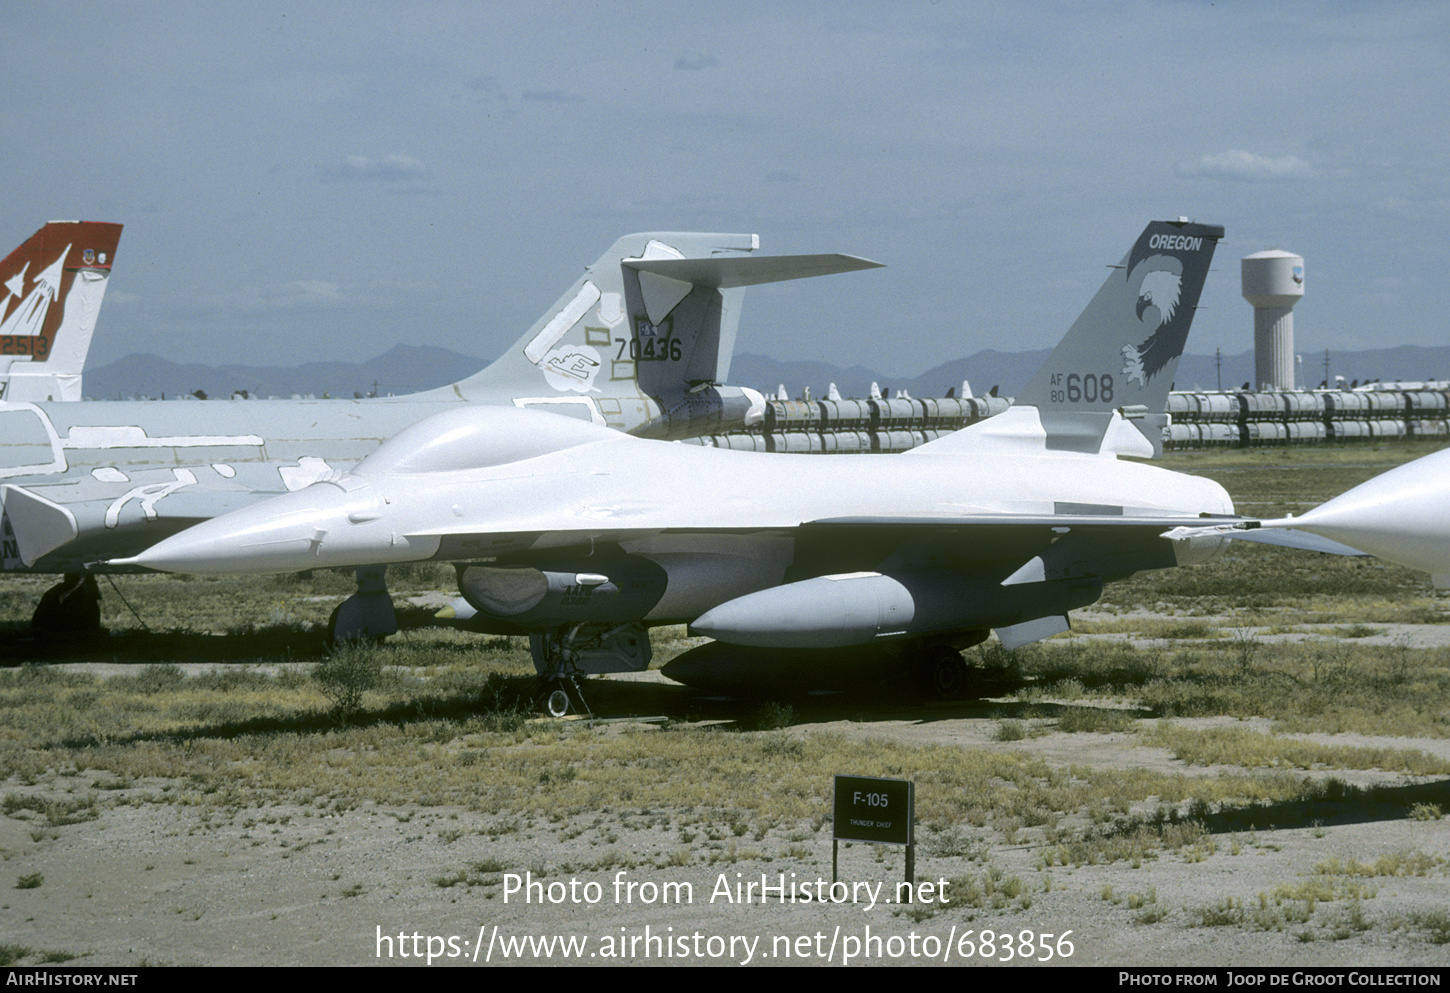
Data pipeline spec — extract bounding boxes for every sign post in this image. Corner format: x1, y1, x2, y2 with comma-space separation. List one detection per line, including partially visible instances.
832, 774, 915, 899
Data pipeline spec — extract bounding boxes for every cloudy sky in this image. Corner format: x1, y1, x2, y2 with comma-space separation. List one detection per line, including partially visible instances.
7, 1, 1448, 380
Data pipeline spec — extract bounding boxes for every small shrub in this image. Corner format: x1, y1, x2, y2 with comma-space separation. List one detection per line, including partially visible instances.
926, 826, 987, 859
749, 701, 795, 731
117, 664, 186, 695
994, 720, 1026, 741
313, 645, 383, 721
1409, 909, 1450, 945
0, 945, 32, 967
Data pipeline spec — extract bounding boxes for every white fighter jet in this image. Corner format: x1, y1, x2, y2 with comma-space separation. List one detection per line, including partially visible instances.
117, 219, 1230, 708
1, 232, 879, 636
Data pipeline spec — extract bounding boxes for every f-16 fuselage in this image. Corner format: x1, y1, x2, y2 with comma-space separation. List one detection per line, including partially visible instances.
120, 401, 1233, 691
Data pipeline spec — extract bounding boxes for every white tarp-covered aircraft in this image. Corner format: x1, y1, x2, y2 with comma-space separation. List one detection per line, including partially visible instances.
117, 219, 1233, 708
0, 221, 123, 404
1, 232, 880, 636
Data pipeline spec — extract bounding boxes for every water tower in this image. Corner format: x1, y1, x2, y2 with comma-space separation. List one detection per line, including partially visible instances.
1242, 249, 1304, 390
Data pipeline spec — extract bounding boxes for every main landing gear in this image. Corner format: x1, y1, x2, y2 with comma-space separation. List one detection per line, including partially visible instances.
31, 573, 102, 637
912, 631, 989, 700
326, 566, 397, 644
916, 645, 971, 700
529, 622, 651, 718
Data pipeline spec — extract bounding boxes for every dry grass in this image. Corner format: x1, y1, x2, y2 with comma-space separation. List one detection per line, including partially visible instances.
1005, 633, 1450, 738
1144, 724, 1450, 775
2, 640, 1427, 873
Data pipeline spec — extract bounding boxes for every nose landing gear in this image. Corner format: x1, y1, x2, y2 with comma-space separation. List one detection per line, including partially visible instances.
539, 675, 592, 719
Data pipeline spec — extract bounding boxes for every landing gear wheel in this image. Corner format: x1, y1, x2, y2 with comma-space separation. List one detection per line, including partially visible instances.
325, 567, 397, 647
546, 687, 571, 718
537, 676, 592, 719
918, 646, 969, 700
325, 604, 387, 648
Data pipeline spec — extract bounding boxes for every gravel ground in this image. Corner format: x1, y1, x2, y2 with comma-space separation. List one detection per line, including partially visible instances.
3, 669, 1448, 968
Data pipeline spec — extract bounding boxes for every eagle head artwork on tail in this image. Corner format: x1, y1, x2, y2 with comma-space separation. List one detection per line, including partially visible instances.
1120, 243, 1187, 387
1119, 244, 1189, 388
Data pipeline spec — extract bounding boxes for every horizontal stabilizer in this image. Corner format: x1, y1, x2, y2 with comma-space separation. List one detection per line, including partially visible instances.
1219, 527, 1369, 557
625, 253, 882, 288
1162, 521, 1368, 558
1, 484, 78, 567
3, 481, 271, 568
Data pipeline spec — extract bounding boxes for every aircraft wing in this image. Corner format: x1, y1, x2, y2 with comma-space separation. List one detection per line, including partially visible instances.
804, 513, 1244, 530
2, 458, 330, 570
785, 513, 1248, 580
395, 512, 1227, 587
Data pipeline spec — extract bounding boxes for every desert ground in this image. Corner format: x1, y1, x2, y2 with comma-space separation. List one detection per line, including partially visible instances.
1, 445, 1448, 968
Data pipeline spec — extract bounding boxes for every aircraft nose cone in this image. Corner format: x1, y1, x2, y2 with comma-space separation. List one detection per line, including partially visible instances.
125, 482, 358, 575
124, 477, 448, 576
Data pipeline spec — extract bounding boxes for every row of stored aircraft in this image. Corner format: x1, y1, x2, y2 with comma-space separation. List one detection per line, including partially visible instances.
3, 218, 1444, 711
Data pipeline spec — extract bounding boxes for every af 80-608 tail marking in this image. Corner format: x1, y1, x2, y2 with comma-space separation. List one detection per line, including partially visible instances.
911, 219, 1221, 458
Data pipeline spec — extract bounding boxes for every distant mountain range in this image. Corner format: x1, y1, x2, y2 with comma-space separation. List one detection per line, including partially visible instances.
80, 343, 1450, 402
83, 344, 486, 401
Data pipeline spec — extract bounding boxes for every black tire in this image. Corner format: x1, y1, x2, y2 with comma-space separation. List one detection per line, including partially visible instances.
917, 646, 969, 700
31, 574, 101, 636
326, 603, 386, 647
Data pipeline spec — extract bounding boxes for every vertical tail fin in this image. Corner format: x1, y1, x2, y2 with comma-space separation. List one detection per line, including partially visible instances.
913, 219, 1222, 457
0, 221, 123, 402
429, 232, 881, 438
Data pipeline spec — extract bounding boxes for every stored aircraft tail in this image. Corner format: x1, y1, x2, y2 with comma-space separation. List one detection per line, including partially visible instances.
0, 221, 123, 403
912, 218, 1222, 458
425, 232, 881, 439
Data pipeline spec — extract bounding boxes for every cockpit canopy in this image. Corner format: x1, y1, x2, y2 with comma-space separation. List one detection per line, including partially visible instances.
355, 406, 615, 476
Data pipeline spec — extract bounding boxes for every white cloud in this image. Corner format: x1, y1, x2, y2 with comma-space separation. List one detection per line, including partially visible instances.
271, 280, 346, 306
321, 155, 429, 182
1177, 150, 1314, 181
